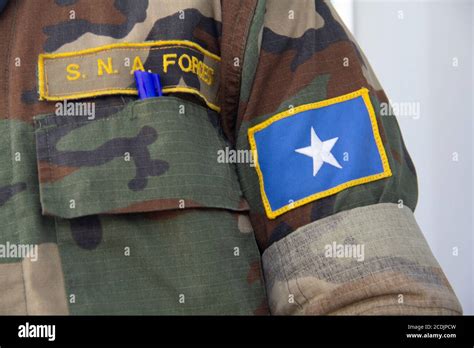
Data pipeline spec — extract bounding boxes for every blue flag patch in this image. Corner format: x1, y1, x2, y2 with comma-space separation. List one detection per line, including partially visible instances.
248, 88, 392, 219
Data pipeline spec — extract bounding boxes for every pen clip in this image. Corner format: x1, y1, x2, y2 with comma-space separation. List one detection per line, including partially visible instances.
134, 70, 163, 99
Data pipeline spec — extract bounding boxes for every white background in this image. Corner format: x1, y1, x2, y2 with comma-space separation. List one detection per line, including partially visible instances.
332, 0, 473, 314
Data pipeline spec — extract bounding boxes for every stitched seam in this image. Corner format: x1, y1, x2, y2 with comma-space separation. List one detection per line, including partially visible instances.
39, 87, 220, 112
41, 45, 216, 62
48, 87, 137, 96
38, 41, 221, 111
221, 0, 257, 142
238, 0, 265, 124
38, 98, 217, 130
162, 87, 220, 112
41, 46, 219, 96
248, 88, 392, 219
38, 40, 221, 61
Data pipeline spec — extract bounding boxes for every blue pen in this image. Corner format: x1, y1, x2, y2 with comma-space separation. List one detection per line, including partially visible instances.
134, 70, 163, 99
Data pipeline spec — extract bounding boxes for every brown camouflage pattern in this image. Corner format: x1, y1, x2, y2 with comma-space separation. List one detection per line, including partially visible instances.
0, 0, 462, 315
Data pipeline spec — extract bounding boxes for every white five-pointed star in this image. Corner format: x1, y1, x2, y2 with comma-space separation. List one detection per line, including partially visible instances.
295, 127, 342, 176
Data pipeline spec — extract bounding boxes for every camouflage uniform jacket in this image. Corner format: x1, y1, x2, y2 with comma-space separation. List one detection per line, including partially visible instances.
0, 0, 462, 315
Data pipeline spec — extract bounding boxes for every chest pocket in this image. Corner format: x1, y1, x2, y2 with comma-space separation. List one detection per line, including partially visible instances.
31, 96, 267, 315
34, 97, 246, 218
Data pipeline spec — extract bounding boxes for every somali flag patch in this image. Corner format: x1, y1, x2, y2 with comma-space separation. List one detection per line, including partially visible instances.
248, 88, 392, 219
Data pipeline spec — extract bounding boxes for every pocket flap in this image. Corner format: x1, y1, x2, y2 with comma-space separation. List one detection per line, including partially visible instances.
34, 97, 246, 218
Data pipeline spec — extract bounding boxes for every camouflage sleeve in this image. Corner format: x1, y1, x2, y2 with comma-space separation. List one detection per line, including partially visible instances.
0, 0, 268, 315
234, 0, 462, 315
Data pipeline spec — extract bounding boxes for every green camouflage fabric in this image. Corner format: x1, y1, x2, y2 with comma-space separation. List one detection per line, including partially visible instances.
0, 0, 267, 315
233, 0, 462, 314
0, 0, 461, 315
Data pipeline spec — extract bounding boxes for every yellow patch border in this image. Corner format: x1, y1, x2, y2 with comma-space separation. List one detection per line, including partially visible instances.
38, 40, 221, 112
247, 88, 392, 219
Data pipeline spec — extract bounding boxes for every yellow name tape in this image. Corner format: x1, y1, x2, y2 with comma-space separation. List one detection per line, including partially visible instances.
38, 40, 221, 111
